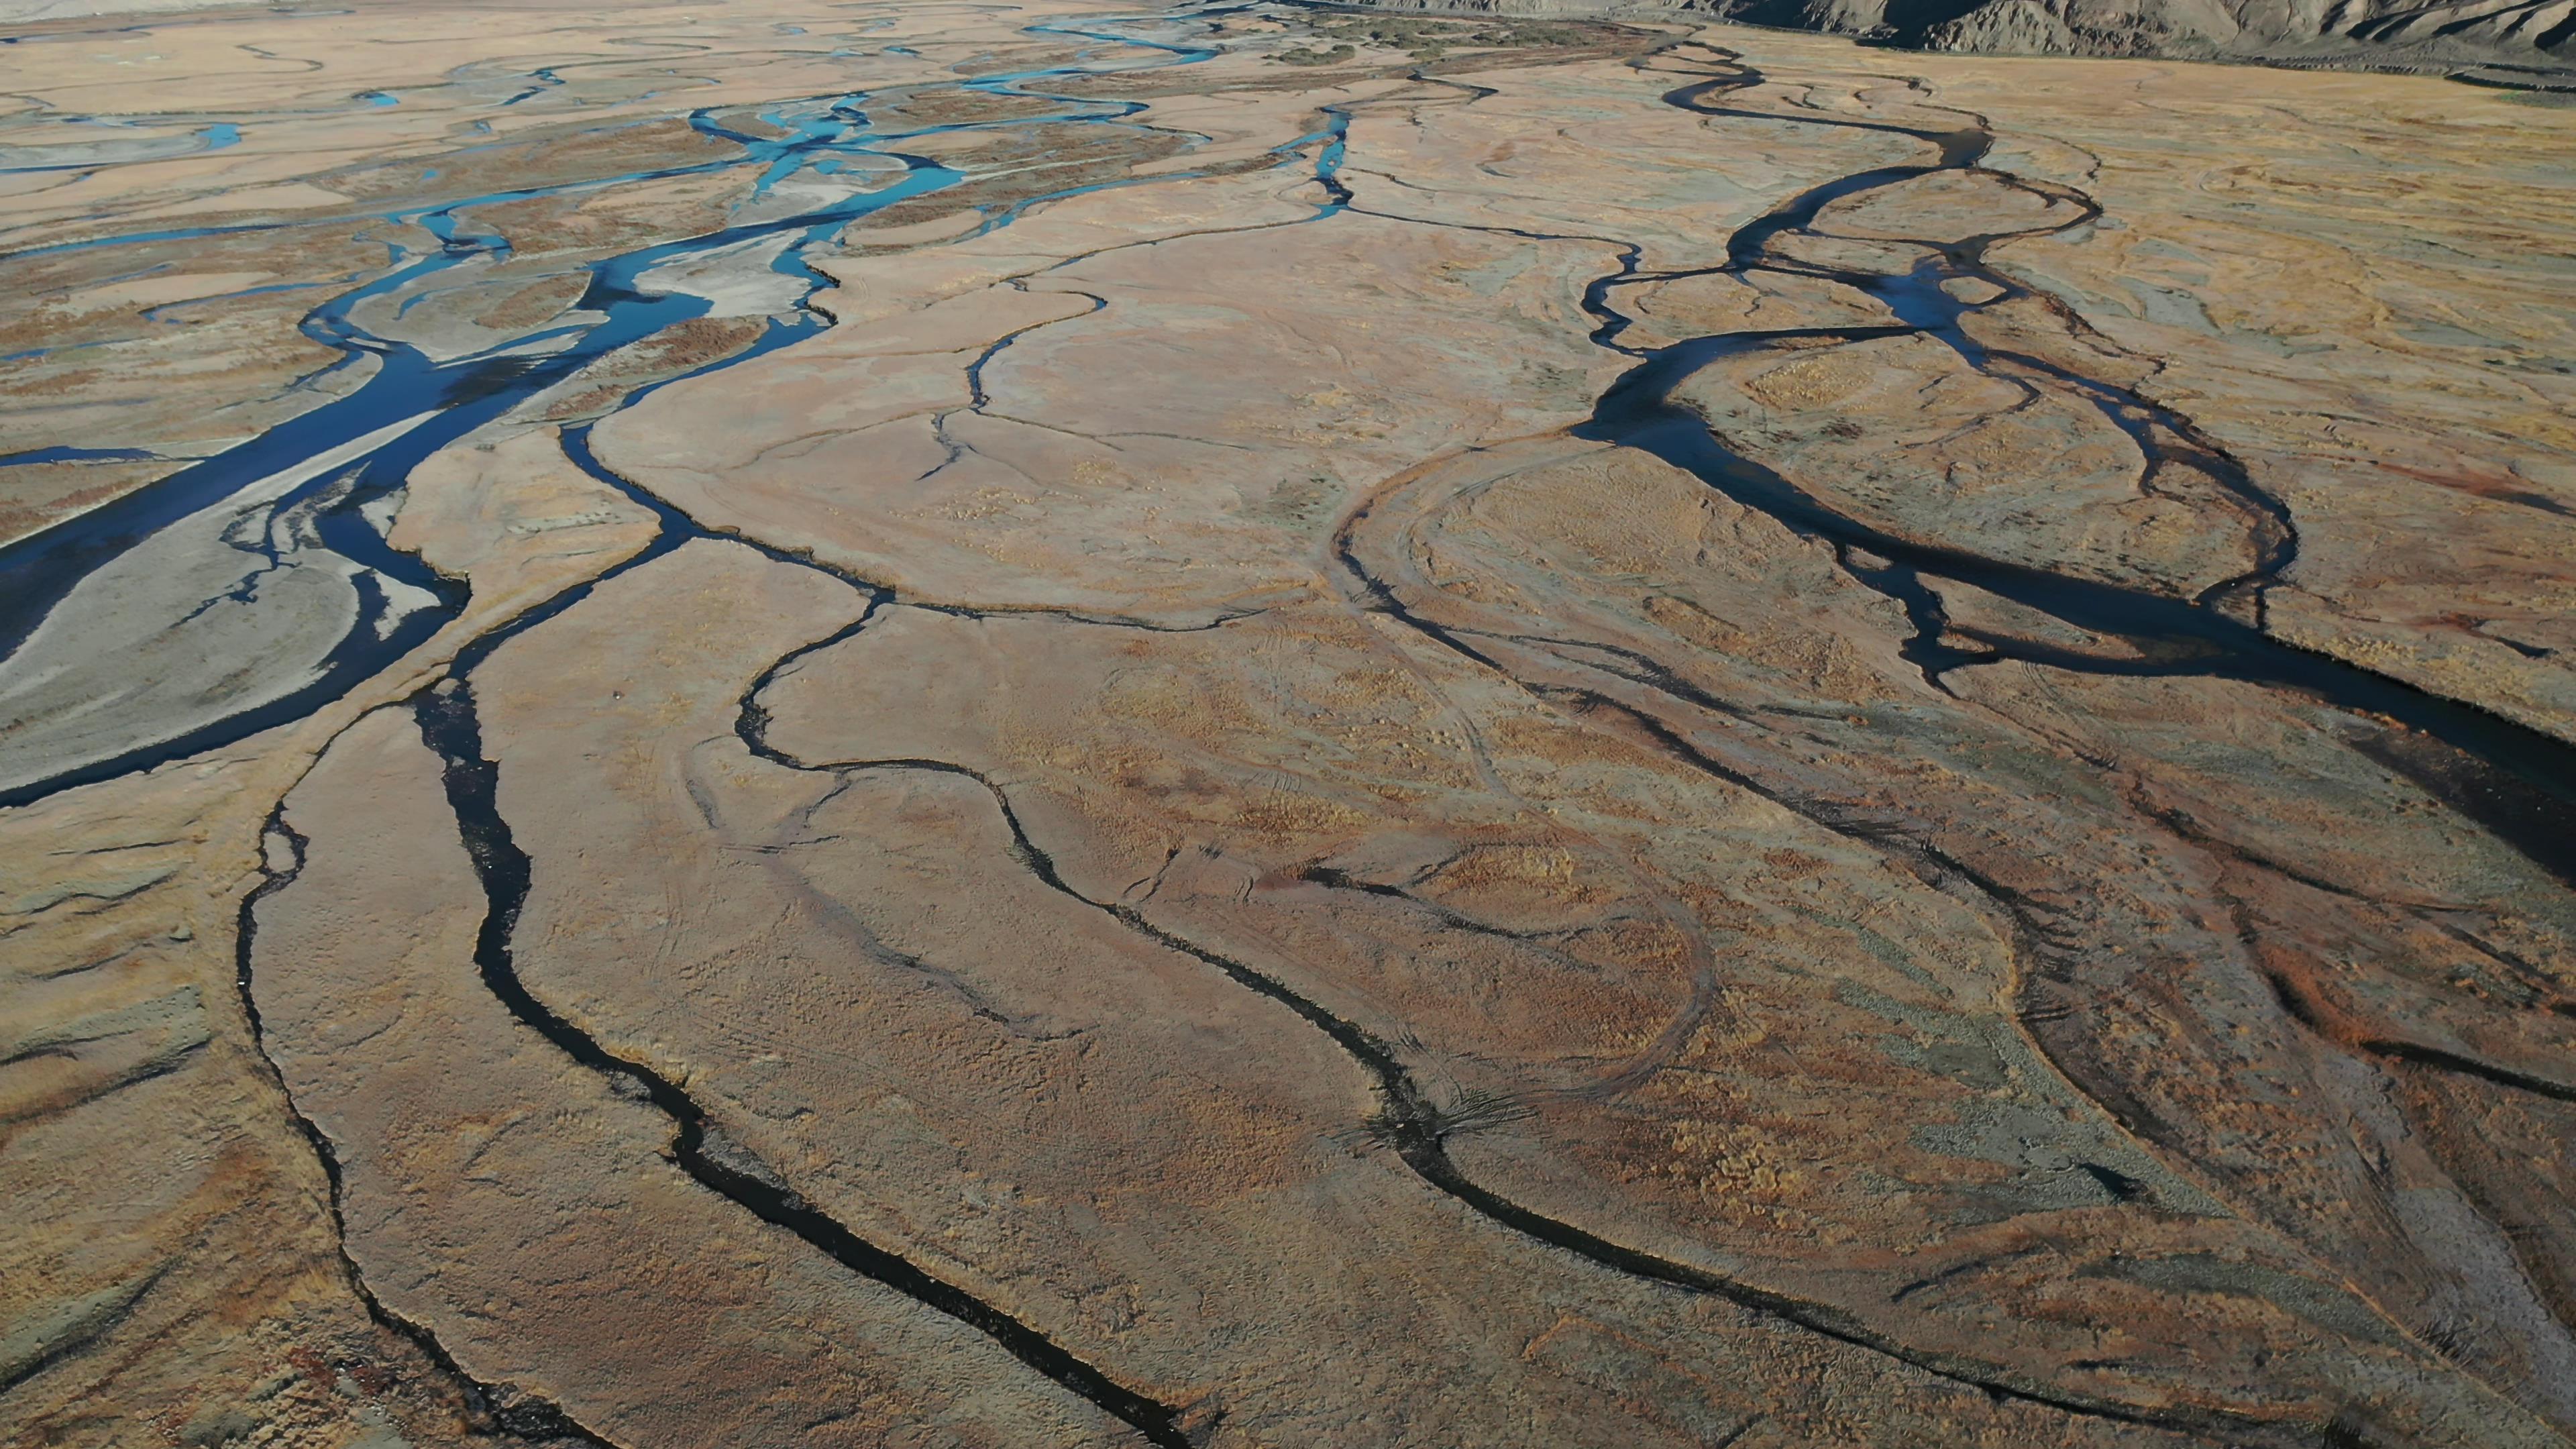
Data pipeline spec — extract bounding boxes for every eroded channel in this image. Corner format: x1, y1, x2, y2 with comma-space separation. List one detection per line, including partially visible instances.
23, 9, 2576, 1446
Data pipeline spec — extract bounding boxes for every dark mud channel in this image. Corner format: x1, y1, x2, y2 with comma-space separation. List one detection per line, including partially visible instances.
209, 11, 1322, 1446
77, 14, 2576, 1449
1313, 38, 2576, 1446
410, 683, 1199, 1448
1570, 50, 2576, 888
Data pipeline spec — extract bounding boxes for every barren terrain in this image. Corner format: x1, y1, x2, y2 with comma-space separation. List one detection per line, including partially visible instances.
3, 3, 2572, 1447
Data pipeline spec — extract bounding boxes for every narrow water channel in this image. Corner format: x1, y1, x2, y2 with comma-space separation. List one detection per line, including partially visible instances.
0, 9, 1269, 806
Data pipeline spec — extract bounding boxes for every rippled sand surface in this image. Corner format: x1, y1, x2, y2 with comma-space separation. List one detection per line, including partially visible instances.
4, 3, 2573, 1446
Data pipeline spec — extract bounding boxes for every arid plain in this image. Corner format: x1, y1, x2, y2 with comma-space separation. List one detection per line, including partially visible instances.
3, 1, 2574, 1446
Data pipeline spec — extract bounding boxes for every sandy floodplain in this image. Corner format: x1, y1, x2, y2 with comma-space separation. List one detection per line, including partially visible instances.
3, 1, 2573, 1446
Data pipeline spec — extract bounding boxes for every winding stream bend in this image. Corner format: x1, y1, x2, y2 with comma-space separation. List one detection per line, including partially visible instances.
0, 9, 1252, 808
1571, 46, 2576, 887
83, 9, 1318, 1444
1314, 37, 2576, 1441
708, 33, 2573, 1449
18, 8, 2575, 1447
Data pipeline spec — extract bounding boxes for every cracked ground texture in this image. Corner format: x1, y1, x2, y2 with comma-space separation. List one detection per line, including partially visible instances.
2, 1, 2573, 1447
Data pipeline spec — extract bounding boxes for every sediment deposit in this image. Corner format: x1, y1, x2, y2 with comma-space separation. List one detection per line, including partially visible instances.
3, 3, 2572, 1446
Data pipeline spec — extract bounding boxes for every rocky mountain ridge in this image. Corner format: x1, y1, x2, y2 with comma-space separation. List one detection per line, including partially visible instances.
1334, 0, 2576, 86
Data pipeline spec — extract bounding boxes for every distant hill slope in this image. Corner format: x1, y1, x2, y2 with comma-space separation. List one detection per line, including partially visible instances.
1336, 0, 2576, 86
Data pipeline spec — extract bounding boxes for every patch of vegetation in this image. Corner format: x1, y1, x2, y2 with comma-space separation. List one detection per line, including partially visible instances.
1275, 42, 1359, 66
